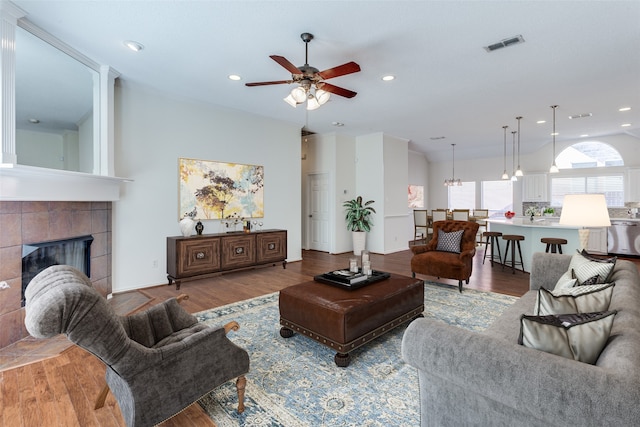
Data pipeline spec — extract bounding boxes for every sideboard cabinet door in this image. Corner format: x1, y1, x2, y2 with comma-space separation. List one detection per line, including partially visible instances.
257, 230, 287, 264
221, 234, 256, 270
176, 238, 221, 277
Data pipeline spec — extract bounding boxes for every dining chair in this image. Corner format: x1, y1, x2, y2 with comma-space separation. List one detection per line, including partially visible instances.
429, 210, 448, 240
413, 209, 429, 242
473, 209, 489, 244
452, 209, 470, 221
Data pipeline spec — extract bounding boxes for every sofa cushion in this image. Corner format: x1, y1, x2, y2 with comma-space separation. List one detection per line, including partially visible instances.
555, 251, 616, 288
534, 283, 615, 315
519, 310, 616, 364
436, 229, 463, 253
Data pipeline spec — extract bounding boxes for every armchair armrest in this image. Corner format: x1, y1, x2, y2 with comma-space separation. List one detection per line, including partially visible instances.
401, 318, 639, 426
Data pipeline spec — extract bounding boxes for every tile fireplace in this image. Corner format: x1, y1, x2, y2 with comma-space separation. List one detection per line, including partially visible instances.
0, 201, 111, 349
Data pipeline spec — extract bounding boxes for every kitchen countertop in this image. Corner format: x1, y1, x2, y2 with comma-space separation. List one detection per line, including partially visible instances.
487, 216, 640, 227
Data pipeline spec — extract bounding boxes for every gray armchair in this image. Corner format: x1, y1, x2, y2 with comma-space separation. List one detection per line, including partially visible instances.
24, 265, 249, 427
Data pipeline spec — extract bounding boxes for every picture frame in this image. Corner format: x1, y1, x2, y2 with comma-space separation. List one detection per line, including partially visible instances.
178, 157, 264, 220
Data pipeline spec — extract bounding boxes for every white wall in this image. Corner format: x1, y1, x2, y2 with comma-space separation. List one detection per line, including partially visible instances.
408, 150, 429, 238
112, 82, 302, 292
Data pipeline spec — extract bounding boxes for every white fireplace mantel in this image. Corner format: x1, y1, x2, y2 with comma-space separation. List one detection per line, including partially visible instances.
0, 164, 130, 201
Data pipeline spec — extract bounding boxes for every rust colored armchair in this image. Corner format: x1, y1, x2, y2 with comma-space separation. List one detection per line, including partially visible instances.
410, 220, 479, 292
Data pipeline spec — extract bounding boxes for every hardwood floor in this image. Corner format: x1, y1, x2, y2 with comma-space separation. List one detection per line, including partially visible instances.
2, 248, 638, 426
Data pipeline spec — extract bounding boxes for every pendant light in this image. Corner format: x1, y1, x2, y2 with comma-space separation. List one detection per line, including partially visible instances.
510, 131, 518, 181
549, 105, 559, 173
515, 116, 523, 177
444, 143, 462, 186
501, 125, 509, 180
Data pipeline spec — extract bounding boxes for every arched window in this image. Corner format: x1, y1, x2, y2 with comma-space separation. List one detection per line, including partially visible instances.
555, 141, 624, 169
549, 141, 625, 207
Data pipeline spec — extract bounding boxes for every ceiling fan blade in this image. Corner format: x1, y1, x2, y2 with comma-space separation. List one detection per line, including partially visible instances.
319, 83, 357, 98
317, 62, 361, 80
245, 80, 292, 87
270, 55, 302, 75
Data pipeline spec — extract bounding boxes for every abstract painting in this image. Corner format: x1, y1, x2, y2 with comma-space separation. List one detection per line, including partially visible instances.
179, 158, 264, 220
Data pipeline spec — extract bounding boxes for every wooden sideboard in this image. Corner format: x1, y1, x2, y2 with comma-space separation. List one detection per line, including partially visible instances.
167, 229, 287, 289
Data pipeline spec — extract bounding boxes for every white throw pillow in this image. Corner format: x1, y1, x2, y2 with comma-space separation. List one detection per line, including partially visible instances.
534, 283, 615, 315
554, 252, 615, 289
519, 311, 616, 364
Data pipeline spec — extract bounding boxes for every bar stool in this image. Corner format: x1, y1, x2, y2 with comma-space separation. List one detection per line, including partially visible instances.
482, 231, 503, 267
541, 237, 567, 254
502, 234, 525, 274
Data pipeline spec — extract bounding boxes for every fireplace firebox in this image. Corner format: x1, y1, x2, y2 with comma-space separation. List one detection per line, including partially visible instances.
21, 235, 94, 306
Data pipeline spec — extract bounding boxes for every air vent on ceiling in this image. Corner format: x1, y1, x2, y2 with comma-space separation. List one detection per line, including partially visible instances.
568, 113, 593, 119
484, 35, 525, 52
429, 136, 446, 140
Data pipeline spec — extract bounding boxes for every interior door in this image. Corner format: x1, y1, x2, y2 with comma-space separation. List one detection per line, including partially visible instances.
307, 173, 330, 252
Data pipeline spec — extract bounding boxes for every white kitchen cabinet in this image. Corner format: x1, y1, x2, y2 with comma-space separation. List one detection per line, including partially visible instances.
522, 174, 548, 202
586, 227, 608, 255
626, 168, 640, 202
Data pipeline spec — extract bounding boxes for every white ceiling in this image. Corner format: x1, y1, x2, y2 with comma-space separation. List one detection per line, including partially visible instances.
12, 0, 640, 162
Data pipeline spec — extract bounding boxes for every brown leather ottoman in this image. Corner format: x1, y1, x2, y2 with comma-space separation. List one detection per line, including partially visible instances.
279, 274, 424, 367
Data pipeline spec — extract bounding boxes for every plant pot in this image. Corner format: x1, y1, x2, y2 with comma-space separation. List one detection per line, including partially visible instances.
352, 231, 367, 256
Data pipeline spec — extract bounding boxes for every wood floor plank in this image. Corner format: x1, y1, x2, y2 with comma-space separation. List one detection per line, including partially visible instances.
1, 368, 22, 427
42, 353, 81, 427
15, 365, 43, 427
28, 361, 60, 426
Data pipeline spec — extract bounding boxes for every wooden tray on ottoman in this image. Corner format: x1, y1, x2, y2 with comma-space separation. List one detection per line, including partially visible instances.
279, 274, 424, 367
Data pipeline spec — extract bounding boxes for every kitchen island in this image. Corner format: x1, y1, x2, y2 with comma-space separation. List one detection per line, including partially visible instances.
486, 217, 582, 273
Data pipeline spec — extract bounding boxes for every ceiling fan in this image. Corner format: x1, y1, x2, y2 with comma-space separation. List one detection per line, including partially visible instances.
245, 32, 361, 109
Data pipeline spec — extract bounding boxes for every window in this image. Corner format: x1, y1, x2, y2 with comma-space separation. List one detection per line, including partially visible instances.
408, 185, 424, 208
481, 181, 513, 217
448, 182, 475, 210
556, 141, 624, 169
550, 175, 624, 207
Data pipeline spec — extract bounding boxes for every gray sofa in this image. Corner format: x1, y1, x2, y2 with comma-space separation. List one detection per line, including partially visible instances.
402, 252, 640, 426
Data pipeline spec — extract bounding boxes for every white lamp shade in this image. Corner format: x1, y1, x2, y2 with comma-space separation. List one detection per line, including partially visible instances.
306, 96, 321, 110
291, 87, 307, 103
515, 168, 523, 177
283, 94, 298, 107
559, 194, 611, 227
549, 163, 559, 173
316, 89, 330, 105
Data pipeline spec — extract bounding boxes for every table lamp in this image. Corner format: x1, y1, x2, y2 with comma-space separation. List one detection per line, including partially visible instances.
559, 194, 611, 250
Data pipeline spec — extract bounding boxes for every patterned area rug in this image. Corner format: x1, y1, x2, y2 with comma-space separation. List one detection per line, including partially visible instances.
196, 281, 517, 426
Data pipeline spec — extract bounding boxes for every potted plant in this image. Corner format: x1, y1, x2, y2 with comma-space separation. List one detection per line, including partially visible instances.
343, 196, 376, 255
543, 207, 555, 217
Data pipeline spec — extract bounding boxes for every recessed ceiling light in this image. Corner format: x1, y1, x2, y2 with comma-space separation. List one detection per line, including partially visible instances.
381, 75, 395, 81
580, 134, 589, 137
28, 118, 40, 124
123, 40, 144, 52
621, 123, 632, 127
568, 113, 592, 119
536, 120, 546, 124
228, 74, 241, 81
551, 132, 559, 136
619, 107, 631, 112
331, 121, 344, 127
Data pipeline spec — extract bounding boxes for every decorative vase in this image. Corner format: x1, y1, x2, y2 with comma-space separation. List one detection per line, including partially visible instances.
530, 214, 534, 222
179, 217, 195, 237
352, 231, 367, 256
195, 220, 204, 235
